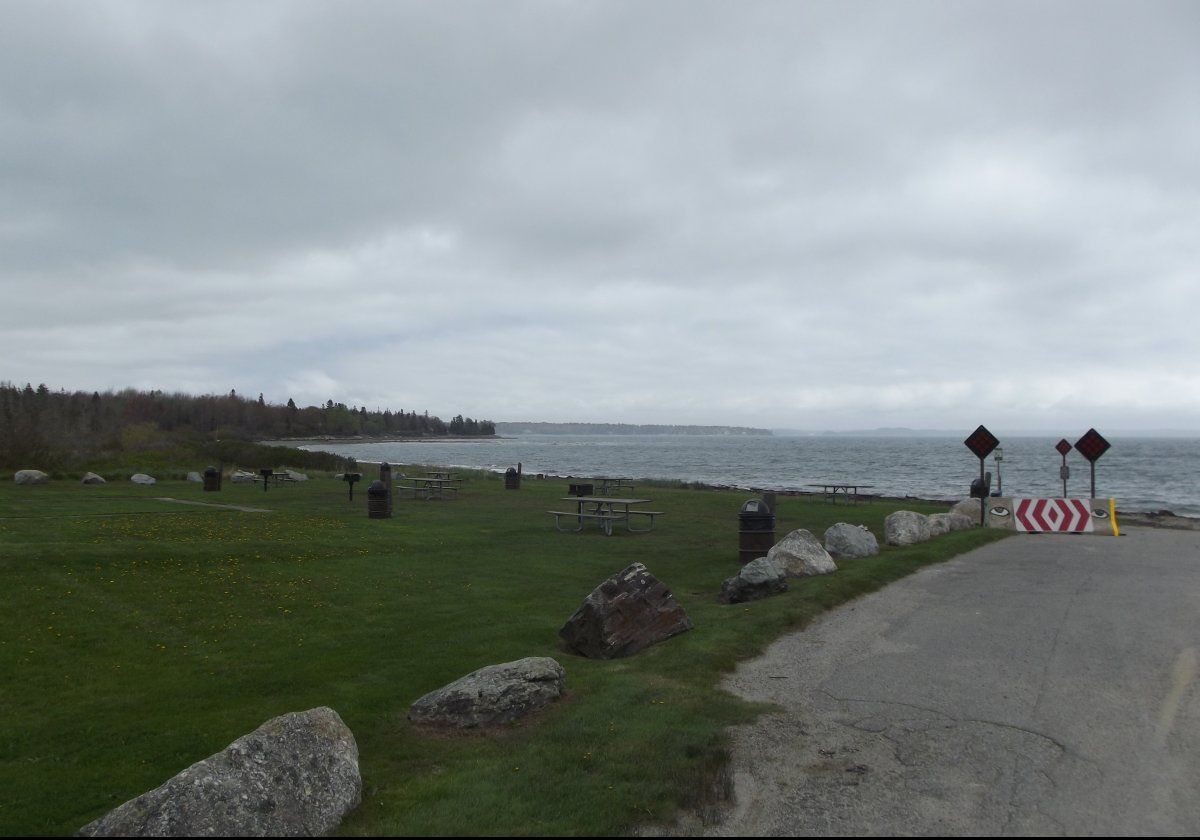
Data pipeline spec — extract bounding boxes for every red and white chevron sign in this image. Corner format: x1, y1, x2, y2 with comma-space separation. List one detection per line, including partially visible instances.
1014, 498, 1094, 533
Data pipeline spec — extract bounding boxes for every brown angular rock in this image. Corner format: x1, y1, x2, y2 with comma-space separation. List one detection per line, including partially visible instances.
558, 563, 693, 659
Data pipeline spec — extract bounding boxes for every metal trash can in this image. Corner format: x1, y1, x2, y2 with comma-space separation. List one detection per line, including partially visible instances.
738, 499, 776, 565
969, 471, 993, 499
505, 466, 521, 490
367, 479, 390, 519
203, 466, 220, 492
568, 482, 594, 496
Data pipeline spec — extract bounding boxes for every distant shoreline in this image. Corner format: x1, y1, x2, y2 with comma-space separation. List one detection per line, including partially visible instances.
262, 435, 502, 447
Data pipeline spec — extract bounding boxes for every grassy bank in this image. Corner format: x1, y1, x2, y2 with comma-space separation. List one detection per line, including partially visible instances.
0, 471, 1007, 835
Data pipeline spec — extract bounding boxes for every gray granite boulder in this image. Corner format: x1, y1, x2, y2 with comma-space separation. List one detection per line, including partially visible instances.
284, 470, 309, 482
823, 523, 879, 559
884, 510, 932, 546
558, 563, 693, 659
231, 470, 257, 484
928, 512, 975, 536
950, 498, 983, 525
408, 657, 566, 728
130, 473, 156, 485
718, 557, 788, 604
767, 529, 837, 577
14, 469, 49, 485
81, 472, 106, 485
78, 706, 361, 837
927, 513, 951, 537
186, 471, 203, 483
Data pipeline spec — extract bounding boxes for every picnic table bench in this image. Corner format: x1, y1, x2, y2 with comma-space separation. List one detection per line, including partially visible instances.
807, 482, 876, 504
396, 477, 460, 500
548, 496, 663, 536
594, 477, 635, 495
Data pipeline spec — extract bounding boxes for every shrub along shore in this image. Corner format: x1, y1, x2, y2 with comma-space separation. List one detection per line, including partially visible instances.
0, 465, 1007, 836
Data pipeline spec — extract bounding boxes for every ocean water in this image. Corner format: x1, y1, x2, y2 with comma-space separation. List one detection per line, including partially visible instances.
300, 434, 1200, 516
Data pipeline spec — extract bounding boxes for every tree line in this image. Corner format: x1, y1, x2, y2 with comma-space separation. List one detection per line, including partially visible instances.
0, 382, 495, 470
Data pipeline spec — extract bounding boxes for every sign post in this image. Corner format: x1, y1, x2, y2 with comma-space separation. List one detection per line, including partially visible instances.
964, 425, 1000, 524
1055, 439, 1071, 497
1074, 428, 1111, 498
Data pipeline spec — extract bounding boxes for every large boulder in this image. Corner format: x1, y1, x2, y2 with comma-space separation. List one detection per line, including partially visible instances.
81, 472, 106, 485
231, 470, 257, 484
767, 529, 837, 577
14, 469, 49, 485
284, 470, 308, 482
130, 474, 156, 486
950, 498, 983, 525
558, 563, 693, 659
885, 510, 932, 546
78, 706, 361, 837
186, 471, 203, 483
408, 657, 566, 728
928, 512, 975, 536
823, 523, 879, 559
718, 557, 788, 604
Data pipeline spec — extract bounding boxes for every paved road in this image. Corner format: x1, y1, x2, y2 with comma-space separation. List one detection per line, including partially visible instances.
697, 527, 1200, 835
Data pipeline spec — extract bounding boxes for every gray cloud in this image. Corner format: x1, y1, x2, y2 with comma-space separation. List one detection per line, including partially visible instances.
2, 0, 1198, 431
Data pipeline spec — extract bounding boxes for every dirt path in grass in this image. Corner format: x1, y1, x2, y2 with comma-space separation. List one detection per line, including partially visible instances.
154, 497, 273, 513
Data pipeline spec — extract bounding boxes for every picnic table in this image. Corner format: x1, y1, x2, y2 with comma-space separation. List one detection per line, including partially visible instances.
396, 476, 461, 500
807, 482, 876, 504
594, 476, 635, 495
423, 470, 456, 480
548, 496, 663, 536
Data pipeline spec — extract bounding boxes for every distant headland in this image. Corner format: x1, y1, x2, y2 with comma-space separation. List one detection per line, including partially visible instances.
495, 422, 771, 436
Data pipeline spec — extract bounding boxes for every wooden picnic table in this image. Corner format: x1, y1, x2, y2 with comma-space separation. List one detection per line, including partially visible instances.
423, 470, 457, 480
548, 495, 663, 536
807, 482, 876, 504
254, 471, 292, 487
594, 476, 635, 495
396, 477, 461, 500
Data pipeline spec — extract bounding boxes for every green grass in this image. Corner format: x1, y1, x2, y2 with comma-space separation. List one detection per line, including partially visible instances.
0, 472, 1008, 835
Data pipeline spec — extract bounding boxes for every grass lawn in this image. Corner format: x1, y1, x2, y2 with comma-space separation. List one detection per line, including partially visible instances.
0, 471, 1007, 835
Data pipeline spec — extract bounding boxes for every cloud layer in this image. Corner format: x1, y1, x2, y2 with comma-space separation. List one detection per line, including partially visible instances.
3, 0, 1198, 431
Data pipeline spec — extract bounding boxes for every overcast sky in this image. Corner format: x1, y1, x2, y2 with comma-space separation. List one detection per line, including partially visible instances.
2, 1, 1198, 432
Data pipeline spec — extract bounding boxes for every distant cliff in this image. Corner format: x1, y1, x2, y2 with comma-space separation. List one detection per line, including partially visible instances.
495, 422, 772, 436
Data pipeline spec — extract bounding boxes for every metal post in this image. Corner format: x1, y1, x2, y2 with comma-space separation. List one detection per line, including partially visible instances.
979, 457, 986, 524
1090, 462, 1096, 499
1061, 454, 1068, 498
994, 447, 1003, 496
379, 462, 393, 515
